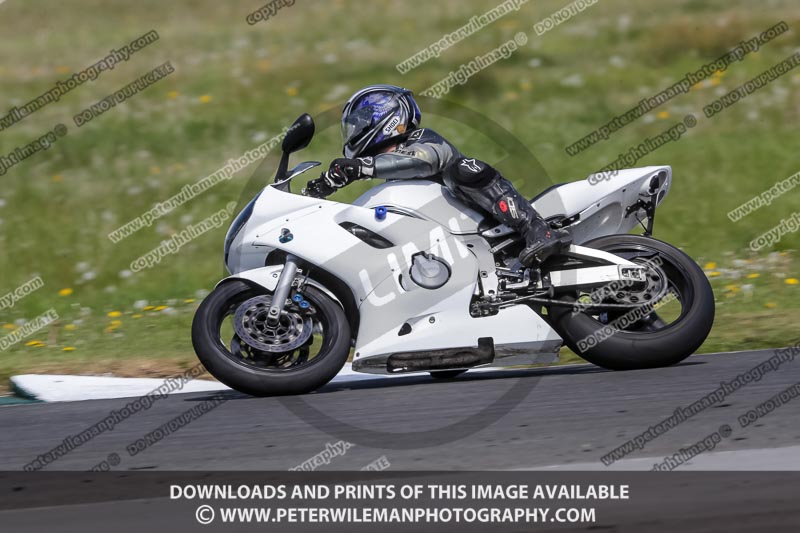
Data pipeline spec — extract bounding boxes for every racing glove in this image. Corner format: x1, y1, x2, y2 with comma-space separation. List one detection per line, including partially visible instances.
304, 176, 335, 198
321, 157, 375, 189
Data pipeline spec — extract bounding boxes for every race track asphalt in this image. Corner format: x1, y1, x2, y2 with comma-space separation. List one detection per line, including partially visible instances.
1, 348, 798, 471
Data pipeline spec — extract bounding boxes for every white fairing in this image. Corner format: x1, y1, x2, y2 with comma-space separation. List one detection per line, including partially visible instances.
222, 165, 671, 374
532, 166, 671, 244
352, 180, 486, 234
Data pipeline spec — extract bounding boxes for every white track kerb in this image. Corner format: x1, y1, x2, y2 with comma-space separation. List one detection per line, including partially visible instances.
9, 364, 543, 402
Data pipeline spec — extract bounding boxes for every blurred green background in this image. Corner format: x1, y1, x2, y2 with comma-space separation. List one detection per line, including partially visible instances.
0, 0, 798, 391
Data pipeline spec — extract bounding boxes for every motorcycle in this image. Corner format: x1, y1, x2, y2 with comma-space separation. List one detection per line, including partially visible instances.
192, 113, 715, 396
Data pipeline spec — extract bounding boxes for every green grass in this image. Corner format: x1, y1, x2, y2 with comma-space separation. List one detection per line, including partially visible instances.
1, 0, 799, 392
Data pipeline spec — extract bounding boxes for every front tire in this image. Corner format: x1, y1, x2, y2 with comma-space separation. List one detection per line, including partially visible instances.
548, 235, 715, 370
192, 281, 351, 396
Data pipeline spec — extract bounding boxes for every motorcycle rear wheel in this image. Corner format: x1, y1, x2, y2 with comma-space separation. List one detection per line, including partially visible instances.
547, 235, 715, 370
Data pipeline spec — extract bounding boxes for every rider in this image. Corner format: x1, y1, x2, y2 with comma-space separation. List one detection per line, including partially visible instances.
307, 84, 571, 265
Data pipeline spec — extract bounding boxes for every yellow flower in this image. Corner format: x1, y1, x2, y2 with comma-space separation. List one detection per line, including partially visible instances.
132, 314, 143, 319
704, 262, 717, 270
724, 284, 740, 292
657, 111, 670, 119
25, 340, 44, 347
764, 302, 777, 308
110, 320, 123, 327
199, 94, 213, 103
709, 271, 720, 277
2, 324, 16, 330
62, 346, 76, 352
56, 66, 70, 74
59, 288, 73, 296
184, 299, 195, 303
167, 90, 180, 99
143, 305, 154, 311
285, 87, 298, 97
64, 324, 77, 331
786, 278, 799, 285
107, 311, 122, 318
746, 273, 760, 279
153, 305, 167, 311
52, 174, 63, 182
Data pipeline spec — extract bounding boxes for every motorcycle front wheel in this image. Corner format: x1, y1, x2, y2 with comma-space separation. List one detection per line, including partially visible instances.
192, 281, 351, 396
547, 235, 715, 370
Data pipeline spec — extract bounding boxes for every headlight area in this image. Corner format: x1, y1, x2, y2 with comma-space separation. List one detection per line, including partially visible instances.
224, 192, 261, 272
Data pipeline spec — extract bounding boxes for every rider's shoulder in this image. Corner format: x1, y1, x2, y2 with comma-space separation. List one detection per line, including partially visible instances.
404, 127, 448, 145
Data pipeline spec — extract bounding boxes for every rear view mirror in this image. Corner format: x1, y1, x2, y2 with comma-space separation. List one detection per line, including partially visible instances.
282, 113, 315, 154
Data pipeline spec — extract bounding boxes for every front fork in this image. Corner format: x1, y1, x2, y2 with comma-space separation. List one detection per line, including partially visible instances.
266, 254, 299, 326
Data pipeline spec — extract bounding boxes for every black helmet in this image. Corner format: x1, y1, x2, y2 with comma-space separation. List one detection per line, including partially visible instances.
341, 84, 421, 158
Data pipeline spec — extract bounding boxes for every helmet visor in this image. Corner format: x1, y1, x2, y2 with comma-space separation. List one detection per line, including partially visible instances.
342, 105, 376, 147
342, 92, 403, 144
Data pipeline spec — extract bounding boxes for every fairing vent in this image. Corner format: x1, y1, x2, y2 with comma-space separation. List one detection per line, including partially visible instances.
339, 222, 394, 249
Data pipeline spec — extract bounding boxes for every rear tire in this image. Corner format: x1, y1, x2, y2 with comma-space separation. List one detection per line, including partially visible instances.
192, 281, 351, 396
548, 235, 714, 370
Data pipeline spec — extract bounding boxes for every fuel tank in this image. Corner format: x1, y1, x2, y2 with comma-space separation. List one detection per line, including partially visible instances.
351, 180, 486, 234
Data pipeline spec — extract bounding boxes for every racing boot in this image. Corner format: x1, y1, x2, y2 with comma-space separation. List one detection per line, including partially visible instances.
444, 157, 572, 266
517, 213, 573, 266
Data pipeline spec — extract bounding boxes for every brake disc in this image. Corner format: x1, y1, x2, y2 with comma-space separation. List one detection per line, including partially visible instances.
233, 295, 313, 353
612, 258, 670, 306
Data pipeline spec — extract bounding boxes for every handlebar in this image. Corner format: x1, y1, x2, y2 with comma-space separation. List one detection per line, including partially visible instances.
303, 175, 335, 198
